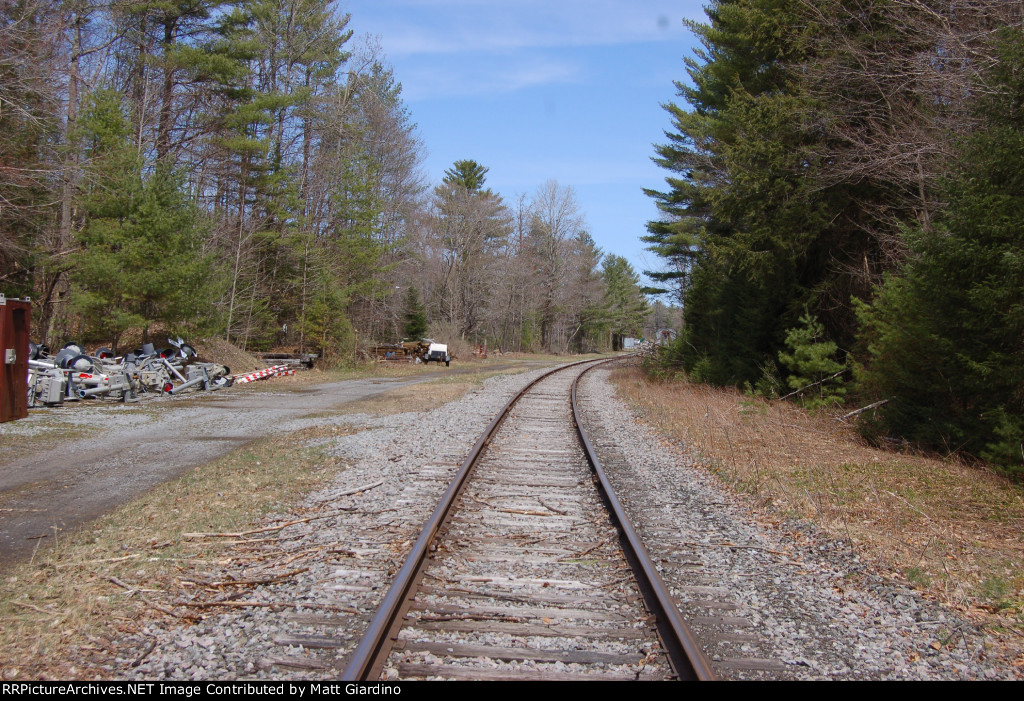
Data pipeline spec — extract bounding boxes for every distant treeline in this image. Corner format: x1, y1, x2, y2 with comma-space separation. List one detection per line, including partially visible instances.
645, 0, 1024, 472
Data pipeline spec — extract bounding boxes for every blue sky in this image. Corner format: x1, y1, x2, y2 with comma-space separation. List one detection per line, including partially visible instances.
341, 0, 708, 286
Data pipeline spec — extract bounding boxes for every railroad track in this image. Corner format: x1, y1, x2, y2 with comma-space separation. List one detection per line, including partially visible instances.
342, 358, 715, 681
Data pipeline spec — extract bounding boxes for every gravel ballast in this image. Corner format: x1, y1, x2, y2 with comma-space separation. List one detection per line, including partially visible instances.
115, 366, 558, 679
110, 360, 1016, 680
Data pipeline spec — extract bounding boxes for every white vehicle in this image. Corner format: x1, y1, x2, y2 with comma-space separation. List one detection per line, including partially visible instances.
426, 342, 451, 366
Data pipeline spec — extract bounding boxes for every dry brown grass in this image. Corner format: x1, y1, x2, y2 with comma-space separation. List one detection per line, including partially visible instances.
611, 365, 1024, 652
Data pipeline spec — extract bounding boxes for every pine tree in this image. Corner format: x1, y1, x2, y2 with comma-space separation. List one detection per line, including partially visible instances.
71, 89, 216, 348
401, 287, 428, 340
778, 312, 847, 409
602, 255, 649, 344
646, 0, 859, 386
443, 160, 489, 192
856, 28, 1024, 472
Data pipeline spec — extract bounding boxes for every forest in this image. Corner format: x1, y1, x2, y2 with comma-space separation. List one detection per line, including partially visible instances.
0, 0, 653, 362
645, 0, 1024, 472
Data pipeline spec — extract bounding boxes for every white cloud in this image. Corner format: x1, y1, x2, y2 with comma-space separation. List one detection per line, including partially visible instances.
396, 55, 582, 100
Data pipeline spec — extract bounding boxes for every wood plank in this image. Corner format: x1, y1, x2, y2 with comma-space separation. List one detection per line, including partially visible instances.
401, 641, 645, 666
448, 574, 600, 590
331, 568, 385, 578
676, 585, 731, 596
688, 615, 754, 628
460, 508, 578, 524
717, 657, 788, 672
418, 587, 633, 608
258, 656, 329, 671
704, 632, 761, 645
456, 515, 577, 531
475, 477, 581, 488
394, 663, 640, 681
456, 552, 599, 565
273, 634, 345, 649
405, 619, 648, 639
449, 536, 598, 550
282, 613, 347, 627
409, 602, 630, 622
680, 600, 740, 610
329, 584, 374, 592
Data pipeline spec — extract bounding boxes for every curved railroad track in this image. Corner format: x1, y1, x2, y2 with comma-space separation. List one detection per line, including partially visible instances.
342, 358, 715, 681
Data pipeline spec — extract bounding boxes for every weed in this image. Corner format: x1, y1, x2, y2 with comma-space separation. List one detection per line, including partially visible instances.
980, 577, 1012, 609
905, 566, 931, 589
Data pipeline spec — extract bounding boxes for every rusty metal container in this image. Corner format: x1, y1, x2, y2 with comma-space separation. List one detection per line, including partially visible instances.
0, 294, 31, 422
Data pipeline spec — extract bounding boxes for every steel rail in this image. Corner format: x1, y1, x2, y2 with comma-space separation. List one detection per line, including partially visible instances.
340, 358, 599, 681
571, 359, 717, 681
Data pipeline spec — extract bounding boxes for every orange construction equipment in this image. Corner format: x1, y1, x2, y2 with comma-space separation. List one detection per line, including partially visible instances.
0, 294, 31, 423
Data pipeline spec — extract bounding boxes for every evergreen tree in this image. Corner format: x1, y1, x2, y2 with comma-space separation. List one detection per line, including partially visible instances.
443, 160, 489, 192
601, 254, 649, 343
856, 28, 1024, 472
71, 89, 216, 348
778, 311, 847, 409
401, 286, 428, 339
646, 0, 862, 386
431, 160, 510, 339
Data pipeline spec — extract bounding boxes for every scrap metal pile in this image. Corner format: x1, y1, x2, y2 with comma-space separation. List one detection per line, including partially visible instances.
27, 338, 236, 407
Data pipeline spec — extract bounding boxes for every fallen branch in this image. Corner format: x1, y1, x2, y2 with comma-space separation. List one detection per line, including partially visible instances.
778, 369, 846, 402
838, 399, 891, 422
131, 637, 157, 668
13, 601, 54, 616
559, 535, 617, 562
55, 553, 140, 569
538, 499, 568, 516
188, 567, 309, 590
322, 479, 385, 500
108, 576, 185, 619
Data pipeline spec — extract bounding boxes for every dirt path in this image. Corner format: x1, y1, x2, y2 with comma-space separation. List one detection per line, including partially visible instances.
0, 362, 546, 567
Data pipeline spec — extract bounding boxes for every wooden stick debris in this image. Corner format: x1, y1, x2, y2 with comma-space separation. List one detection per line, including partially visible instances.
55, 553, 141, 569
107, 576, 185, 619
538, 499, 568, 516
182, 509, 354, 539
332, 479, 385, 499
182, 567, 309, 589
13, 601, 53, 615
838, 399, 891, 422
559, 535, 617, 562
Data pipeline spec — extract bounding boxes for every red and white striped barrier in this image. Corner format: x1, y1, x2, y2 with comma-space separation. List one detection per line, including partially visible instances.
232, 365, 290, 384
272, 369, 296, 378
